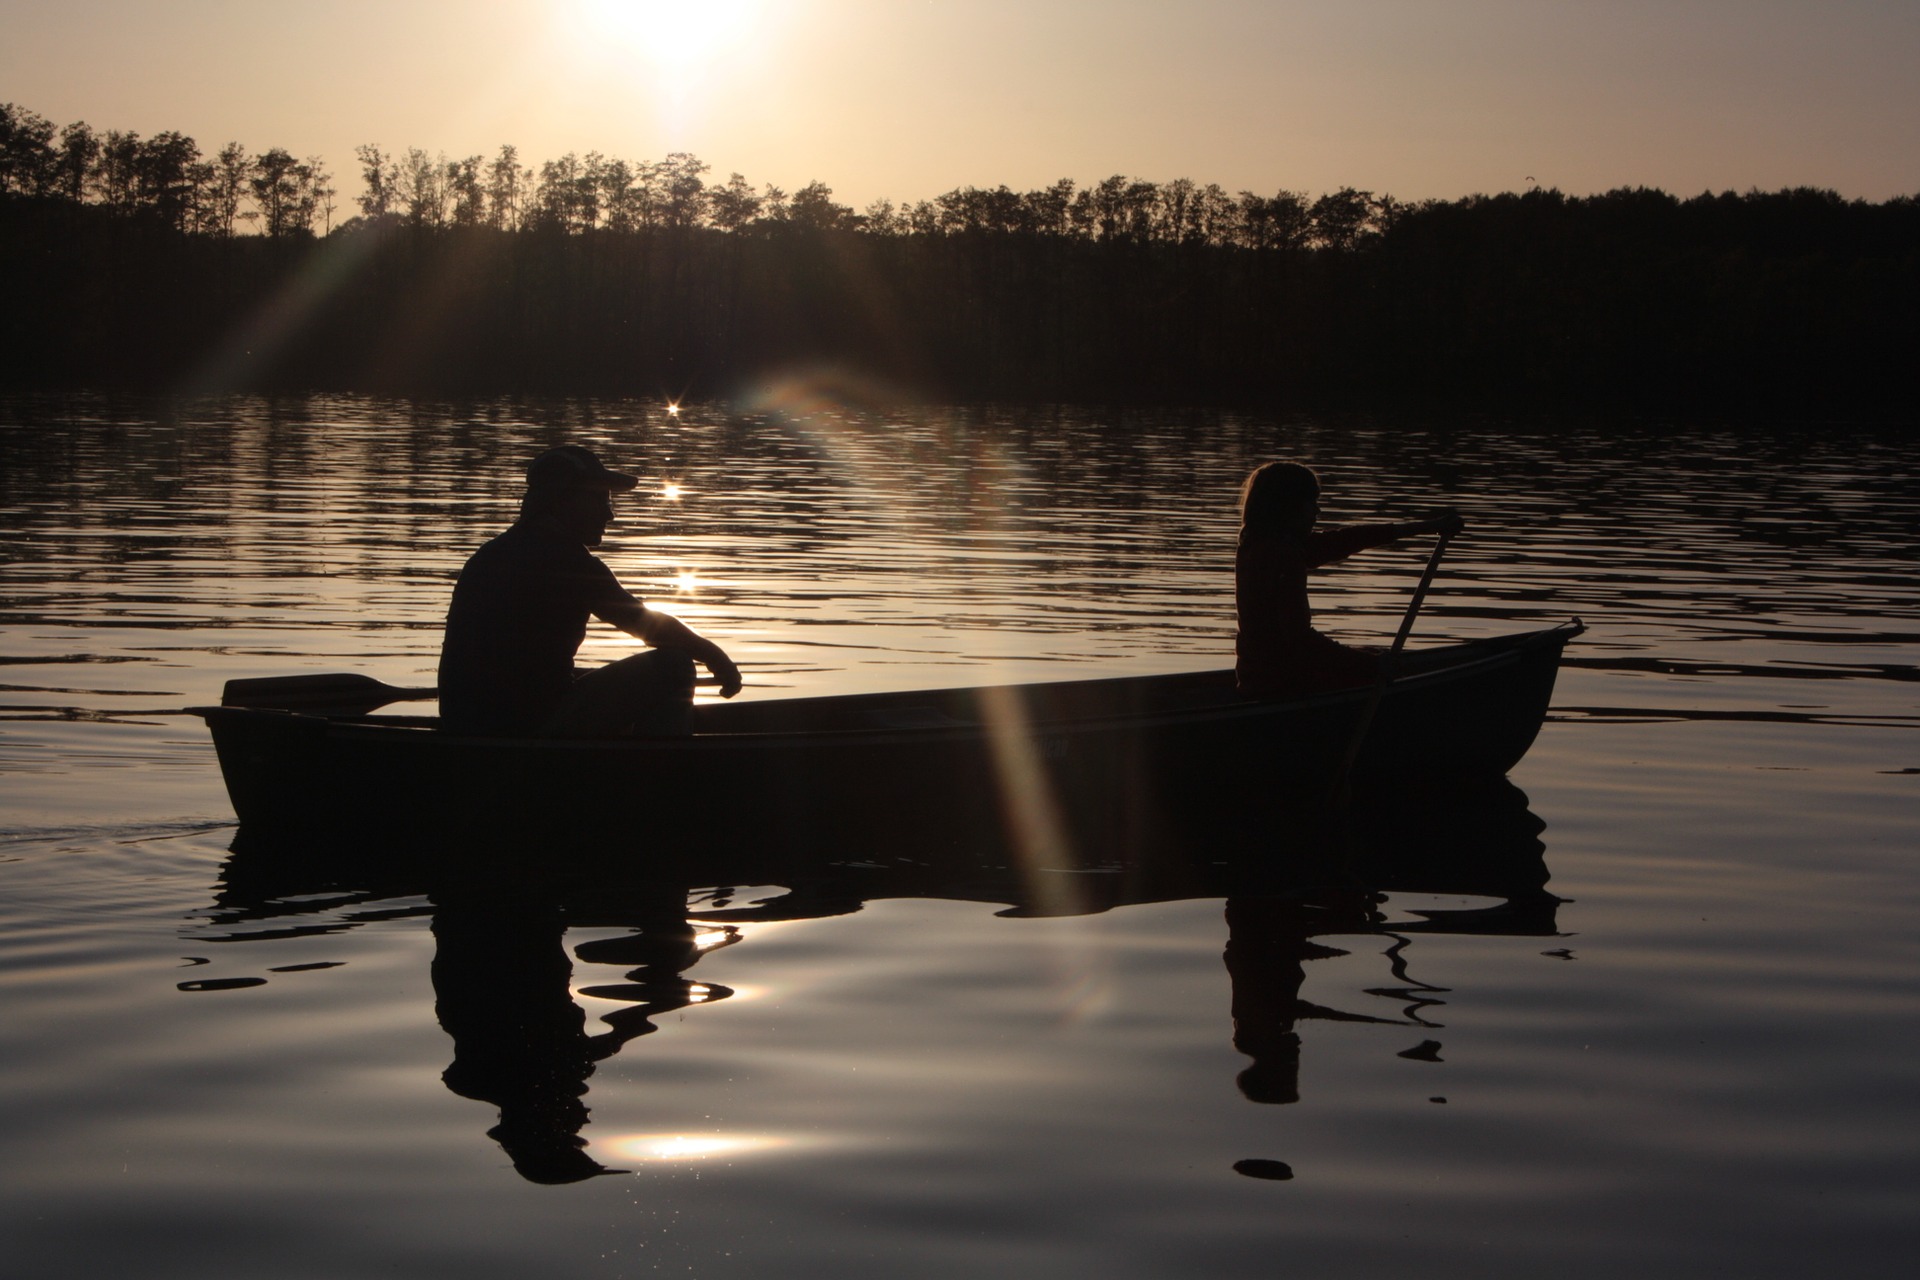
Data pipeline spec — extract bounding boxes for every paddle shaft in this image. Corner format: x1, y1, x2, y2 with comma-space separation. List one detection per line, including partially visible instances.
222, 671, 718, 716
1327, 531, 1455, 807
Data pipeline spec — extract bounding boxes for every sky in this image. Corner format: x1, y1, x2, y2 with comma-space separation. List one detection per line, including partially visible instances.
3, 0, 1916, 211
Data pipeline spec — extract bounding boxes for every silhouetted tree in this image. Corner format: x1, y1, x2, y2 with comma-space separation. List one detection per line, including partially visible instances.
54, 122, 99, 203
355, 144, 397, 218
0, 103, 56, 194
1025, 179, 1076, 236
251, 148, 312, 237
787, 180, 857, 231
203, 142, 251, 236
758, 183, 789, 224
485, 145, 525, 230
708, 171, 761, 231
307, 155, 336, 233
863, 197, 902, 236
448, 154, 486, 227
531, 153, 600, 232
660, 153, 709, 231
1310, 187, 1375, 251
94, 130, 142, 211
137, 131, 201, 230
398, 148, 448, 228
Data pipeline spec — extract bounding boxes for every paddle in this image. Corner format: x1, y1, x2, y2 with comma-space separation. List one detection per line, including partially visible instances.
221, 673, 439, 717
220, 670, 724, 717
1327, 529, 1455, 808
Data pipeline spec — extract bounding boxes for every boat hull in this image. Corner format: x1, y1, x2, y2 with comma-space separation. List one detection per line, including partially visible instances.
197, 623, 1581, 856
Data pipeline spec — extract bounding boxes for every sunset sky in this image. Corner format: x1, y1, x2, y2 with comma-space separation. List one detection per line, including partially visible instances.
4, 0, 1916, 210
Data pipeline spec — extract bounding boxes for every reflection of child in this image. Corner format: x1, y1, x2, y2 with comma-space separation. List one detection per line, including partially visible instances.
1234, 462, 1463, 698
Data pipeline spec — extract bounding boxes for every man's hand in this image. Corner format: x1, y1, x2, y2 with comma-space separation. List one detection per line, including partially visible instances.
699, 644, 744, 699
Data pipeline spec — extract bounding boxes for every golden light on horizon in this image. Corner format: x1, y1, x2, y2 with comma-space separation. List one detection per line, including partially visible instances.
661, 481, 684, 500
666, 402, 682, 417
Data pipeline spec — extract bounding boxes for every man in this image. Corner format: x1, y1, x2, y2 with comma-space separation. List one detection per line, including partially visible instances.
438, 445, 741, 737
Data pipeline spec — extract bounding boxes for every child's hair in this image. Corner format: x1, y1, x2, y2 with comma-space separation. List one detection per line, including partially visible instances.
1239, 461, 1320, 536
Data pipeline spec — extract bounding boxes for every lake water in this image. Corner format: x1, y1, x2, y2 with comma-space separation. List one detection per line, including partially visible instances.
1, 395, 1915, 1278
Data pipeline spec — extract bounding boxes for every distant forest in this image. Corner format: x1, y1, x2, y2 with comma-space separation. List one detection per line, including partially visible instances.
3, 101, 1915, 416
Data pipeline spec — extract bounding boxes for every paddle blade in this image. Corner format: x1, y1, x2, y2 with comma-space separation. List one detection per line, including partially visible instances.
221, 673, 437, 716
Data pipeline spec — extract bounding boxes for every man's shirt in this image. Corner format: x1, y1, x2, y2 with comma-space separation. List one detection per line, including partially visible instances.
438, 522, 636, 735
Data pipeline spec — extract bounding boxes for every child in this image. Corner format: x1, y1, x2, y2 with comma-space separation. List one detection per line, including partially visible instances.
1235, 461, 1463, 698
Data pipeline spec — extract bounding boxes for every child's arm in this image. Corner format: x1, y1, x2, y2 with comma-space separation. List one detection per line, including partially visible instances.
1307, 510, 1464, 567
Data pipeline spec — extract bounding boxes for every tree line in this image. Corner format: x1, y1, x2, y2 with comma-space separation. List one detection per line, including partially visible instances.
3, 101, 1915, 415
0, 102, 337, 236
0, 101, 1397, 248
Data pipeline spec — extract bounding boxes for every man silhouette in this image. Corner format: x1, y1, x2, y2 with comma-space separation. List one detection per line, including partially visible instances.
438, 445, 741, 737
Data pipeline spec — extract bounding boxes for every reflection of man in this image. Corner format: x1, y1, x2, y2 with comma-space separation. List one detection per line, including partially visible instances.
438, 446, 741, 737
432, 895, 619, 1183
431, 887, 735, 1185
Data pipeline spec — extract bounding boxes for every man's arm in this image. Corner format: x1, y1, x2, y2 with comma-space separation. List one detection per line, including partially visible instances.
596, 598, 743, 698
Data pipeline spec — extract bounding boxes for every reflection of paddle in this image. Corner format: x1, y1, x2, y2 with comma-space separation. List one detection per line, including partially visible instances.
1328, 531, 1455, 807
221, 671, 722, 717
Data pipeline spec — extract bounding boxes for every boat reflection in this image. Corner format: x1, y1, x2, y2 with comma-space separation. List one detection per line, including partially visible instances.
196, 780, 1557, 1184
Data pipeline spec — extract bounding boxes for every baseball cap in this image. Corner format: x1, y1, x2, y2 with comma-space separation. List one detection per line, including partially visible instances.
525, 445, 639, 492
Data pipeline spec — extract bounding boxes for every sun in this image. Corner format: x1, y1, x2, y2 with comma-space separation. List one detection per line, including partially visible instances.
569, 0, 767, 78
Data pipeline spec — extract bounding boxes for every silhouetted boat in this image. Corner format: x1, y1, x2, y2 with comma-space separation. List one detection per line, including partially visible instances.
193, 621, 1581, 851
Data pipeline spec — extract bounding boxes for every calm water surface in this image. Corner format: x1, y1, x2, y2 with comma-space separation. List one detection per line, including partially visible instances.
1, 396, 1915, 1277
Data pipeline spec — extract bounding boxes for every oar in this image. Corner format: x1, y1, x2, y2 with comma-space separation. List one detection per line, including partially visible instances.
220, 670, 724, 717
221, 673, 439, 717
1327, 530, 1455, 808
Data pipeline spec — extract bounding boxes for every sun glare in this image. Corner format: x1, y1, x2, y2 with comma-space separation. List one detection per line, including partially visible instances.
661, 481, 684, 500
571, 0, 766, 79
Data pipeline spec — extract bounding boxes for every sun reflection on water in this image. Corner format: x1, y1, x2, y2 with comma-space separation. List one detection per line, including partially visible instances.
603, 1133, 790, 1162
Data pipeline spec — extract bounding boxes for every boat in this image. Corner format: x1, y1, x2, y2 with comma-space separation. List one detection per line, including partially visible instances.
192, 620, 1582, 855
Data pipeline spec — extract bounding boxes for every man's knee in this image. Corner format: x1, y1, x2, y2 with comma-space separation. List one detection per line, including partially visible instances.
618, 649, 694, 702
651, 648, 696, 691
600, 649, 693, 686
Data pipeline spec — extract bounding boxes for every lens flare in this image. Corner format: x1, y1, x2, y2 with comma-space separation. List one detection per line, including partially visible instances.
977, 684, 1090, 919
